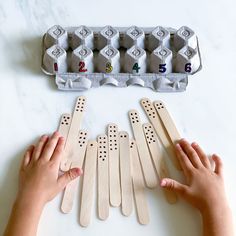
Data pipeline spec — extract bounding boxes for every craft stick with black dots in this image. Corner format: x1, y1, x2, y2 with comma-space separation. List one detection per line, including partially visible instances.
61, 130, 88, 214
130, 139, 149, 224
140, 98, 181, 170
119, 132, 133, 216
143, 123, 177, 204
60, 96, 86, 172
97, 135, 109, 220
128, 110, 157, 188
153, 100, 181, 145
108, 124, 121, 207
80, 140, 98, 227
58, 113, 71, 141
58, 113, 71, 166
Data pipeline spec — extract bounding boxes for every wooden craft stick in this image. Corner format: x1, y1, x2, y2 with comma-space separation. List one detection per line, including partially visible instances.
58, 113, 71, 166
128, 110, 157, 188
140, 98, 181, 170
143, 123, 177, 204
119, 131, 133, 217
130, 139, 149, 225
97, 135, 109, 220
58, 113, 71, 140
153, 100, 181, 145
107, 123, 121, 207
80, 140, 98, 227
61, 130, 88, 214
60, 96, 86, 171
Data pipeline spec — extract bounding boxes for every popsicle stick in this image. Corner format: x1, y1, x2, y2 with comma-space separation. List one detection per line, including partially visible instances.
130, 139, 149, 224
128, 110, 157, 188
119, 131, 133, 216
80, 140, 98, 227
107, 123, 121, 207
140, 98, 181, 170
97, 135, 109, 220
60, 96, 86, 171
58, 113, 71, 166
153, 100, 181, 145
143, 123, 177, 204
61, 130, 88, 214
58, 113, 71, 140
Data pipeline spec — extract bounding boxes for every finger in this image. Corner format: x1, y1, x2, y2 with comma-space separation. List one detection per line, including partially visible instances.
212, 154, 223, 176
160, 178, 187, 195
179, 139, 203, 168
32, 135, 48, 161
57, 168, 83, 191
50, 137, 65, 164
191, 142, 211, 169
175, 143, 193, 175
40, 131, 60, 161
21, 145, 34, 169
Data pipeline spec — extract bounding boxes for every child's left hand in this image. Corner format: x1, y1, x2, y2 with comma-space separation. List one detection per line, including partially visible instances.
17, 131, 82, 207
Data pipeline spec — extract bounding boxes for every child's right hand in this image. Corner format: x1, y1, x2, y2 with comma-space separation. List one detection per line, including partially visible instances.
160, 139, 228, 214
161, 139, 234, 236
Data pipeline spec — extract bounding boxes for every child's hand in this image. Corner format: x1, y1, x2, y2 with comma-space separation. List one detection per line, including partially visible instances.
4, 132, 83, 236
17, 131, 82, 207
160, 139, 234, 236
160, 139, 228, 213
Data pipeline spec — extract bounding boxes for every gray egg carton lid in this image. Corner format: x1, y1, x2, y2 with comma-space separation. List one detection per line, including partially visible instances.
55, 72, 187, 92
41, 26, 202, 92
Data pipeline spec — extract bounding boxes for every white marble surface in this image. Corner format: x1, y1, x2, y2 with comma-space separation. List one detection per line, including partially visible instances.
0, 0, 236, 235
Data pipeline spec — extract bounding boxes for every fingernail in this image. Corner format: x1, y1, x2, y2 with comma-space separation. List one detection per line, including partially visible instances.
54, 131, 60, 136
75, 168, 83, 176
41, 134, 48, 139
212, 154, 217, 159
192, 142, 198, 146
160, 179, 167, 187
176, 143, 181, 149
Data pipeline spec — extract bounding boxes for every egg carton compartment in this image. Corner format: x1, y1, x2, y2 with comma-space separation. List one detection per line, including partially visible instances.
41, 25, 202, 92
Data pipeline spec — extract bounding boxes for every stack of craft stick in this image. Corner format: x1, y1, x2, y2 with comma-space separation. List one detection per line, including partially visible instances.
58, 96, 182, 227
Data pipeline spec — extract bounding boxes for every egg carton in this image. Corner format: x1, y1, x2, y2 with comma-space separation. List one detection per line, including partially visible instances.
41, 25, 202, 92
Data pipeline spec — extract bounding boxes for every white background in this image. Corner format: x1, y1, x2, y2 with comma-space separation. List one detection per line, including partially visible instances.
0, 0, 236, 235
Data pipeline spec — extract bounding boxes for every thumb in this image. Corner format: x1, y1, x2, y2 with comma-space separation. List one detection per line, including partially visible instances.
160, 178, 187, 195
58, 168, 83, 190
